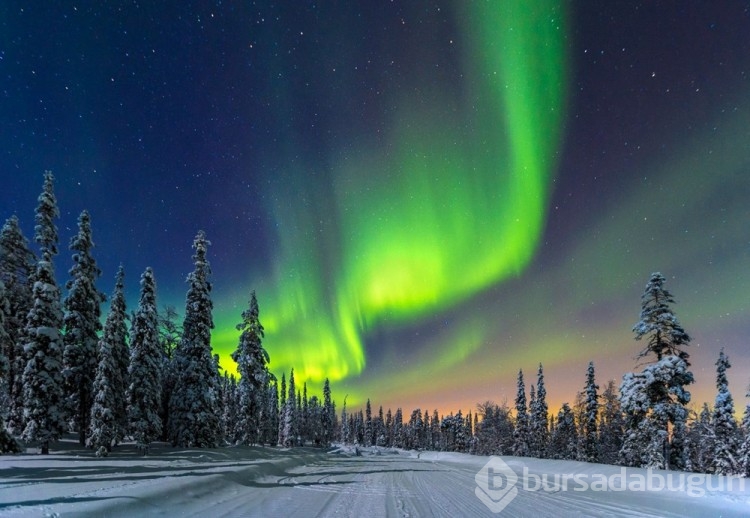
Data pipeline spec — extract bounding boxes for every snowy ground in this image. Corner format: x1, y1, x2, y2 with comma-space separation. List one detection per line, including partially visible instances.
1, 438, 749, 517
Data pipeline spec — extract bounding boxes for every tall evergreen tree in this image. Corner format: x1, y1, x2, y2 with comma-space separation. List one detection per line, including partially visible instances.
0, 215, 36, 435
221, 373, 238, 444
231, 291, 271, 445
126, 268, 162, 454
88, 314, 119, 456
285, 369, 297, 445
711, 349, 739, 475
365, 399, 373, 446
105, 266, 130, 445
0, 280, 21, 453
513, 369, 529, 456
598, 380, 623, 464
278, 373, 287, 445
62, 210, 105, 445
549, 403, 577, 460
529, 364, 549, 457
322, 378, 333, 446
621, 273, 694, 469
689, 403, 715, 473
22, 172, 65, 454
157, 305, 181, 442
263, 379, 279, 445
582, 361, 599, 462
169, 231, 221, 447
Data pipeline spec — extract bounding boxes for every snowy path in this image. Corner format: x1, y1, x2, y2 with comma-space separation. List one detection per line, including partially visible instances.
1, 441, 749, 516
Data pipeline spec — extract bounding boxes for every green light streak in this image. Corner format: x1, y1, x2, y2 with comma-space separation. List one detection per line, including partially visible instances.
216, 2, 568, 387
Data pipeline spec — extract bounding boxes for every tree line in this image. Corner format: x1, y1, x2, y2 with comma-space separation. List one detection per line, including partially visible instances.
337, 273, 750, 478
2, 173, 750, 479
0, 172, 335, 455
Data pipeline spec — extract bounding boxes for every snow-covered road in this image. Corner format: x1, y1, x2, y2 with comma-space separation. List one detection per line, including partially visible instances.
1, 441, 748, 516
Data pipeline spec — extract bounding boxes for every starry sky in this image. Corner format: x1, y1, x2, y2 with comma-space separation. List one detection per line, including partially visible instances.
2, 1, 749, 415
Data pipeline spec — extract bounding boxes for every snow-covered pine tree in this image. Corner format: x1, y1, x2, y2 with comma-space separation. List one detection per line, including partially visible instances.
711, 349, 739, 475
0, 280, 21, 453
89, 263, 129, 454
618, 371, 649, 467
688, 403, 714, 473
365, 399, 373, 447
529, 363, 549, 458
22, 171, 65, 455
322, 378, 333, 446
169, 231, 221, 448
63, 210, 105, 446
0, 215, 36, 436
621, 273, 694, 469
221, 373, 238, 444
263, 379, 279, 445
340, 395, 349, 444
286, 369, 297, 446
277, 373, 286, 445
88, 310, 119, 456
549, 403, 577, 460
393, 408, 403, 448
300, 383, 309, 444
513, 369, 529, 456
375, 405, 385, 447
598, 380, 623, 464
231, 291, 271, 445
157, 305, 180, 441
103, 266, 130, 446
126, 268, 162, 454
582, 361, 599, 462
669, 403, 689, 471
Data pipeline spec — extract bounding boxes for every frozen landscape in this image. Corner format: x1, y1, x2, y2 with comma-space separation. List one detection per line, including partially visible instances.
2, 438, 749, 517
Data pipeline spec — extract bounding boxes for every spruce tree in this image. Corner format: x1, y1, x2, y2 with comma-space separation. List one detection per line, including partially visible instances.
231, 291, 271, 445
157, 305, 181, 442
126, 268, 162, 454
169, 231, 221, 447
22, 171, 65, 455
582, 361, 599, 462
530, 364, 549, 457
285, 369, 297, 446
549, 403, 577, 460
598, 380, 623, 464
88, 315, 119, 456
365, 399, 373, 446
263, 379, 279, 445
277, 373, 286, 445
322, 378, 333, 446
684, 403, 714, 473
512, 369, 529, 456
711, 349, 739, 475
106, 266, 130, 445
0, 281, 21, 453
63, 210, 105, 445
621, 273, 694, 469
0, 215, 36, 435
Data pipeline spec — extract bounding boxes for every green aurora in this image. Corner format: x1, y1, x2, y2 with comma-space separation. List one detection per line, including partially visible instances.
210, 1, 569, 401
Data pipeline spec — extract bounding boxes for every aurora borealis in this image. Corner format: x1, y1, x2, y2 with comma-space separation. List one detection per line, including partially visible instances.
2, 2, 749, 414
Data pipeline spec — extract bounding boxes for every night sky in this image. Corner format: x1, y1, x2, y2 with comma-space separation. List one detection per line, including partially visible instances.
2, 2, 749, 414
